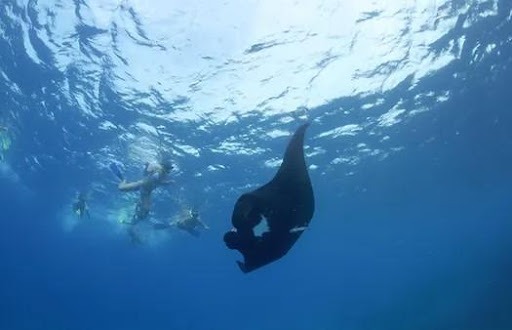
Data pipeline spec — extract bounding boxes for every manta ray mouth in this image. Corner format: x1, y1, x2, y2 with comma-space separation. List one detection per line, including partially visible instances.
253, 216, 269, 237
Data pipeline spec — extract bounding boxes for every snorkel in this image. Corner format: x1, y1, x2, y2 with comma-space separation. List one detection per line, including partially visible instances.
143, 159, 173, 181
142, 162, 150, 176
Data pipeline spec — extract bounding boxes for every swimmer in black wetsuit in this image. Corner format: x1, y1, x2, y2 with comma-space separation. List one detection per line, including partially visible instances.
72, 192, 90, 219
153, 208, 209, 237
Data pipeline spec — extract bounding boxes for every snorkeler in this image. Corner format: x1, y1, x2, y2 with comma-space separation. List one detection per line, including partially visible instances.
153, 208, 209, 237
72, 192, 90, 219
0, 125, 11, 162
174, 209, 209, 237
111, 159, 173, 224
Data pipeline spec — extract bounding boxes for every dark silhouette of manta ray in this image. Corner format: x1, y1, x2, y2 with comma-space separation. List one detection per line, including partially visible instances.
224, 123, 315, 273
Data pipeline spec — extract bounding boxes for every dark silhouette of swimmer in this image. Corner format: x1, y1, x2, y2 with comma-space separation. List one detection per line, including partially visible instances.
152, 209, 209, 237
72, 192, 90, 219
224, 123, 315, 273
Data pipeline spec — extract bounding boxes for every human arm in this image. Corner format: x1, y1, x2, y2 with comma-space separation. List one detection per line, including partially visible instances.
118, 179, 145, 192
198, 219, 209, 230
159, 178, 175, 186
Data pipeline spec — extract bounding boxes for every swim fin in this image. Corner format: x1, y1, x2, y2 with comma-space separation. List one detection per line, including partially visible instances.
109, 162, 124, 181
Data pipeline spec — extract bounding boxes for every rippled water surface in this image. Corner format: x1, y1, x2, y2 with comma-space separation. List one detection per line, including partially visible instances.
1, 0, 512, 329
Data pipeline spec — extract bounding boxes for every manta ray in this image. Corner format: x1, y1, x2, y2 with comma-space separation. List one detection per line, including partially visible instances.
224, 123, 315, 273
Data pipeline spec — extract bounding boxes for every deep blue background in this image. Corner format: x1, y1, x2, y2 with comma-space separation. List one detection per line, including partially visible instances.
1, 1, 512, 330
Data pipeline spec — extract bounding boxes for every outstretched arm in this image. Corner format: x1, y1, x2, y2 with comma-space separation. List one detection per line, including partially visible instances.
198, 219, 209, 230
118, 179, 145, 192
159, 178, 175, 186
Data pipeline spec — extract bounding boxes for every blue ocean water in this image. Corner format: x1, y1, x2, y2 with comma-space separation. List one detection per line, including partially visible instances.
1, 0, 511, 329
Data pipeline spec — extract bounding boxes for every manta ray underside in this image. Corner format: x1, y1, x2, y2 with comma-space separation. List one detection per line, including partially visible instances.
224, 123, 315, 273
